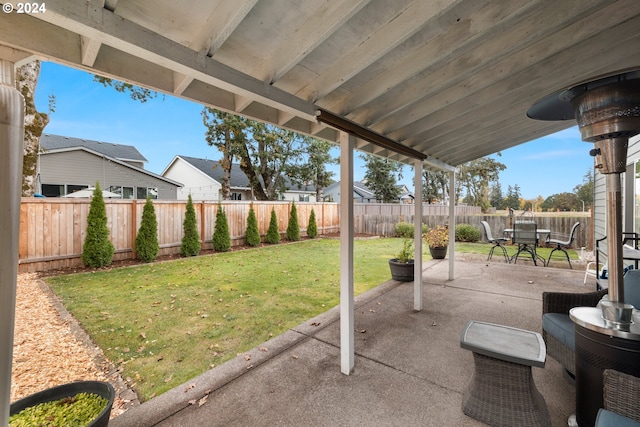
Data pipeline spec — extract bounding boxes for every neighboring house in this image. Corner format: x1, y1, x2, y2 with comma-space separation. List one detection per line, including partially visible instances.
38, 134, 181, 199
323, 181, 414, 203
161, 155, 317, 201
593, 134, 640, 245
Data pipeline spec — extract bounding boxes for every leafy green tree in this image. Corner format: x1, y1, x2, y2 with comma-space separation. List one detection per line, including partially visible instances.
294, 137, 338, 201
457, 157, 506, 212
423, 170, 448, 203
489, 182, 505, 209
574, 169, 594, 211
201, 108, 250, 200
213, 203, 231, 251
286, 201, 300, 241
307, 208, 318, 239
266, 207, 281, 244
362, 154, 403, 203
245, 203, 261, 246
542, 192, 579, 211
504, 184, 522, 210
81, 183, 115, 268
180, 194, 200, 257
135, 196, 159, 262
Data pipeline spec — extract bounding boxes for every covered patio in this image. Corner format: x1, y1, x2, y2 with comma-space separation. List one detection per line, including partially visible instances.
110, 256, 585, 426
1, 1, 640, 425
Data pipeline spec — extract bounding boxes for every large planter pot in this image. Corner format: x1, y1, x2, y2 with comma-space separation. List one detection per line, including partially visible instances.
10, 381, 115, 427
429, 246, 448, 260
389, 258, 414, 282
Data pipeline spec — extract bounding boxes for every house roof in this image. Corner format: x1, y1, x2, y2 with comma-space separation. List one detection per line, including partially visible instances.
40, 134, 148, 164
175, 155, 314, 192
3, 2, 638, 170
40, 144, 182, 188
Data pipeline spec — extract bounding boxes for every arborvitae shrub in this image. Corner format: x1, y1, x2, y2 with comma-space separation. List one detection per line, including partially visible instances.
213, 203, 231, 252
286, 201, 300, 241
307, 208, 318, 238
135, 195, 159, 262
265, 207, 280, 244
245, 204, 261, 246
81, 183, 115, 268
180, 194, 200, 257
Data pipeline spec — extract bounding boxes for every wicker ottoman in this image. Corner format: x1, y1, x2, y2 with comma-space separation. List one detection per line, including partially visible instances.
460, 320, 551, 427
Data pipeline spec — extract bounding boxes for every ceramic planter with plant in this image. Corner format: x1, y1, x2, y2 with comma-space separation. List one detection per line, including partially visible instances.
389, 238, 415, 282
424, 225, 449, 259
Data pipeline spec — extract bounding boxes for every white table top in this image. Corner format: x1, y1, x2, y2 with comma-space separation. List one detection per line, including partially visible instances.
598, 244, 640, 261
460, 320, 546, 367
503, 228, 551, 235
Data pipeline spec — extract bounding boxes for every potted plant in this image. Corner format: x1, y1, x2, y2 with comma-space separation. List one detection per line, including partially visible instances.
424, 225, 449, 259
10, 381, 115, 427
389, 238, 415, 282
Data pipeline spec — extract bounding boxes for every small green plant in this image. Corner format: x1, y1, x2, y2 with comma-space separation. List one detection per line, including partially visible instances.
455, 224, 481, 242
266, 207, 280, 244
81, 183, 115, 268
307, 208, 318, 239
135, 195, 159, 262
395, 238, 414, 263
180, 194, 200, 257
213, 203, 231, 252
423, 225, 449, 248
395, 222, 428, 238
286, 201, 300, 241
245, 203, 261, 247
9, 392, 108, 426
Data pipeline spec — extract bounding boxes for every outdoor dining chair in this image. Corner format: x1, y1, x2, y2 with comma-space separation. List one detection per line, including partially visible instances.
546, 222, 580, 269
512, 221, 546, 266
480, 221, 510, 263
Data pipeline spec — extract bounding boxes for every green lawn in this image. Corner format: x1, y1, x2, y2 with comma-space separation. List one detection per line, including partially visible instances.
46, 238, 577, 401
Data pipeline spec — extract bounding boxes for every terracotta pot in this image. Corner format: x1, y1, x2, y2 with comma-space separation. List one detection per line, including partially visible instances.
389, 258, 414, 282
10, 381, 115, 427
429, 246, 448, 259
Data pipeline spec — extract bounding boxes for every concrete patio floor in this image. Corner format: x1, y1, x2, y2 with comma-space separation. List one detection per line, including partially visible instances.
111, 254, 593, 427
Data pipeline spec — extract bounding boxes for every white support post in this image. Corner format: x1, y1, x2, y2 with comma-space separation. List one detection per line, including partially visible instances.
448, 170, 455, 280
0, 59, 25, 426
339, 131, 354, 375
413, 160, 423, 311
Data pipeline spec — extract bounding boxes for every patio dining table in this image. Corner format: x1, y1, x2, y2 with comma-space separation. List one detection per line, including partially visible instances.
503, 228, 551, 243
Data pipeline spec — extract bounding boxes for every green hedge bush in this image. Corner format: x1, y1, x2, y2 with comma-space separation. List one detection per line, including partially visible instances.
455, 223, 482, 242
180, 194, 200, 257
307, 208, 318, 239
81, 183, 114, 268
395, 222, 428, 238
266, 207, 280, 244
286, 201, 300, 241
245, 204, 261, 246
135, 196, 159, 262
213, 203, 231, 252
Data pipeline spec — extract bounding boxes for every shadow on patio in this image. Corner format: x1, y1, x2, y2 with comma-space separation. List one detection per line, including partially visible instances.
112, 255, 591, 427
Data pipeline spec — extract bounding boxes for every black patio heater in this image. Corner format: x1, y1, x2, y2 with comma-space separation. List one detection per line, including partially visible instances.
527, 69, 640, 427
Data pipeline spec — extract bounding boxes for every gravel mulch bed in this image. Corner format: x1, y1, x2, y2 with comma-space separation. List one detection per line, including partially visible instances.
10, 273, 139, 418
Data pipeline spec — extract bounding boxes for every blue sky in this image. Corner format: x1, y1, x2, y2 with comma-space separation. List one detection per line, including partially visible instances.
35, 61, 593, 200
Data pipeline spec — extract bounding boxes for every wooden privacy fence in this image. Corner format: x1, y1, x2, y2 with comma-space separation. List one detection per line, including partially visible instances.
18, 199, 340, 272
18, 198, 589, 272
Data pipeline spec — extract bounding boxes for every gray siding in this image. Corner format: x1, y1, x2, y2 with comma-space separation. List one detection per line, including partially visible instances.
594, 134, 640, 245
40, 150, 178, 199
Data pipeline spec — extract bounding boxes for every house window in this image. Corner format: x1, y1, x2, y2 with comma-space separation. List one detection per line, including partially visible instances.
42, 184, 64, 197
136, 187, 147, 199
108, 186, 132, 199
148, 188, 158, 199
299, 194, 309, 202
230, 192, 242, 200
67, 184, 88, 195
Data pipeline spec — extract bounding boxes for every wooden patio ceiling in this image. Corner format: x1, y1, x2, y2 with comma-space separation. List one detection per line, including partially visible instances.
0, 0, 639, 167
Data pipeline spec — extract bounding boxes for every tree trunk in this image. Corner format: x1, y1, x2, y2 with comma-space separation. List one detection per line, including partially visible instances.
15, 60, 49, 196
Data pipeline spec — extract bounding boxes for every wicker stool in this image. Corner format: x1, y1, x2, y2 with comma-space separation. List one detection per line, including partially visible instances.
460, 320, 551, 427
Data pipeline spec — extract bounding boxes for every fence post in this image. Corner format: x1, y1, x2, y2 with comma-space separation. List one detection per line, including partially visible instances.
200, 201, 206, 250
131, 199, 137, 259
